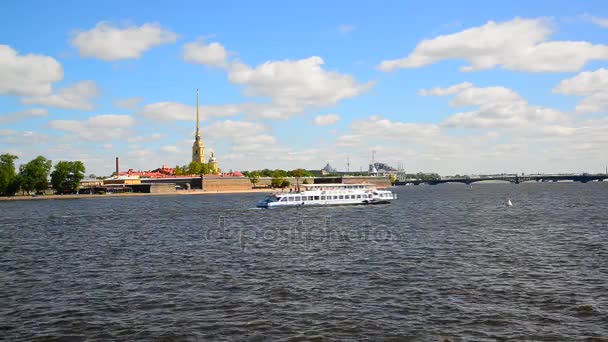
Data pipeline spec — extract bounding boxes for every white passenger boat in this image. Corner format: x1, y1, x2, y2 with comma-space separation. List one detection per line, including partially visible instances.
256, 183, 397, 208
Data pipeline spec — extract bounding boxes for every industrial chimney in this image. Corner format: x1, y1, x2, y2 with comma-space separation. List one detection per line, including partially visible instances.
115, 157, 119, 177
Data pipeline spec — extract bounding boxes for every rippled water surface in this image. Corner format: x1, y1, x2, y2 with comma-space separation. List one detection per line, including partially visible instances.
1, 183, 607, 341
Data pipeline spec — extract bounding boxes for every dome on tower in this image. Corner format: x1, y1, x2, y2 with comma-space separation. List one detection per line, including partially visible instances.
208, 151, 217, 163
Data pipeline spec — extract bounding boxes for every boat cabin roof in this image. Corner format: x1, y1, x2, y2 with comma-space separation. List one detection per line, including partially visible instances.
301, 183, 374, 188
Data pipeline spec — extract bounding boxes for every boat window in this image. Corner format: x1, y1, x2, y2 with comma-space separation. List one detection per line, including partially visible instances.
314, 196, 319, 200
321, 196, 325, 200
308, 196, 314, 201
339, 195, 344, 199
279, 197, 286, 202
333, 195, 337, 199
294, 196, 300, 201
357, 195, 361, 199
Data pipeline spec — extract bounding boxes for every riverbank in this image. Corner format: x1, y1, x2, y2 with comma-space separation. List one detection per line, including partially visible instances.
0, 188, 273, 201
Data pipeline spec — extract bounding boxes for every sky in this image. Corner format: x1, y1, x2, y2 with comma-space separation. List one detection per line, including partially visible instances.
1, 0, 607, 176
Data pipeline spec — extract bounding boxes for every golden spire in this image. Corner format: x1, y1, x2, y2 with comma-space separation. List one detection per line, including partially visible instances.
195, 88, 200, 137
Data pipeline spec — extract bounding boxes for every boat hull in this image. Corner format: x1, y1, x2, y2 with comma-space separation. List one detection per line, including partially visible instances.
256, 198, 392, 208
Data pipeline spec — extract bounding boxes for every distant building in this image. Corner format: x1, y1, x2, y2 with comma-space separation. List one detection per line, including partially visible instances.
374, 162, 397, 172
368, 163, 378, 176
322, 162, 337, 175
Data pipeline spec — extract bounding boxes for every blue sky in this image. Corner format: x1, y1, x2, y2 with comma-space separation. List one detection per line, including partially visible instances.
1, 0, 607, 175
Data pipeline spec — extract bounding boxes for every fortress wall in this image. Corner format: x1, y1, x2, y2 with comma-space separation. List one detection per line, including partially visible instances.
203, 177, 252, 192
342, 176, 392, 188
149, 183, 177, 193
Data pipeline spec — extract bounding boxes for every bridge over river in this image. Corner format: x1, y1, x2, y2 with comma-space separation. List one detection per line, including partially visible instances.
395, 174, 608, 186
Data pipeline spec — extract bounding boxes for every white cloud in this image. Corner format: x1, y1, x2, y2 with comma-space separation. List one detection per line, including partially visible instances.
378, 17, 608, 72
338, 25, 356, 35
139, 102, 195, 121
139, 101, 246, 121
581, 14, 608, 28
449, 86, 521, 107
144, 45, 371, 121
204, 120, 271, 150
126, 133, 164, 143
160, 145, 179, 153
0, 108, 48, 124
48, 114, 136, 141
333, 111, 608, 175
205, 120, 266, 139
553, 68, 608, 96
0, 129, 53, 146
22, 81, 99, 110
113, 97, 143, 109
0, 45, 63, 96
575, 92, 608, 113
418, 82, 473, 96
71, 22, 177, 61
347, 115, 440, 141
313, 114, 340, 126
440, 85, 567, 128
183, 39, 228, 68
228, 56, 373, 118
553, 68, 608, 113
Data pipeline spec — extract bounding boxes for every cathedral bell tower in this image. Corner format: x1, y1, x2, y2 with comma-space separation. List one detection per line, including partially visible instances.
192, 89, 205, 163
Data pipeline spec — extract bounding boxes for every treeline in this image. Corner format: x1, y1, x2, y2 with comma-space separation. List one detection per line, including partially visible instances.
242, 169, 314, 178
407, 172, 441, 181
173, 161, 215, 176
242, 169, 314, 188
0, 154, 85, 196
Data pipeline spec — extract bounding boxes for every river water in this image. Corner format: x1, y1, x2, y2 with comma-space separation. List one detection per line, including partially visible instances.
1, 183, 607, 341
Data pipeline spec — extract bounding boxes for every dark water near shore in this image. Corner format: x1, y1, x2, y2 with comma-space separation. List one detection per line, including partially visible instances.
1, 183, 607, 341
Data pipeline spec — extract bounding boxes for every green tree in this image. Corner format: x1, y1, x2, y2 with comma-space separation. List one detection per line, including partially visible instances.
186, 161, 212, 175
288, 169, 313, 178
51, 161, 86, 194
290, 168, 307, 191
280, 179, 290, 188
248, 171, 260, 187
18, 156, 52, 194
271, 170, 285, 188
260, 168, 273, 177
0, 154, 19, 196
174, 165, 185, 176
187, 161, 202, 175
201, 162, 211, 175
273, 169, 288, 177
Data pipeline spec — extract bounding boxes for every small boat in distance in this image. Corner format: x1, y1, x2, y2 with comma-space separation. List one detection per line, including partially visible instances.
256, 183, 397, 208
